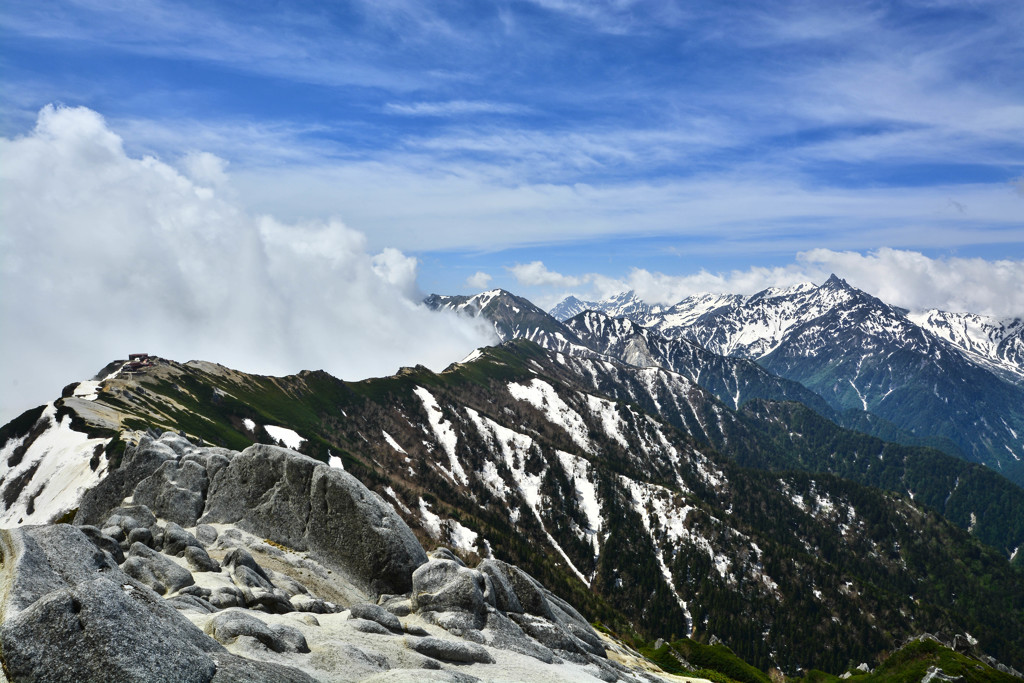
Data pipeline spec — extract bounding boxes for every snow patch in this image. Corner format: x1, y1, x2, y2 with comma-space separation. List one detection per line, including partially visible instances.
507, 379, 592, 453
585, 395, 629, 448
264, 425, 304, 450
382, 430, 407, 454
385, 486, 410, 514
460, 348, 484, 364
0, 404, 110, 526
557, 451, 603, 563
621, 477, 697, 631
417, 497, 477, 553
419, 498, 442, 538
72, 380, 101, 401
413, 386, 468, 485
448, 518, 479, 554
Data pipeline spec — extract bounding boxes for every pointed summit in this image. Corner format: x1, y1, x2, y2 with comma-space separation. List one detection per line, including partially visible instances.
821, 273, 851, 290
549, 295, 587, 321
549, 290, 656, 324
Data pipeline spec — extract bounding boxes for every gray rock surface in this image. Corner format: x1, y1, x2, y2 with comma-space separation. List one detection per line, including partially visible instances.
406, 636, 495, 664
204, 609, 310, 653
411, 558, 488, 627
73, 434, 178, 525
269, 569, 310, 597
163, 521, 203, 556
209, 654, 318, 683
290, 593, 332, 613
350, 617, 395, 635
167, 593, 219, 613
185, 543, 222, 572
105, 505, 157, 534
78, 435, 426, 595
0, 431, 673, 683
122, 541, 196, 595
2, 575, 220, 683
476, 559, 523, 614
428, 547, 465, 566
491, 560, 554, 620
362, 670, 482, 683
378, 593, 413, 617
201, 443, 427, 595
223, 546, 274, 586
509, 612, 590, 655
350, 601, 404, 633
245, 587, 295, 614
0, 525, 245, 683
133, 457, 209, 526
196, 523, 219, 545
209, 586, 246, 609
77, 524, 125, 563
482, 608, 557, 663
127, 525, 154, 548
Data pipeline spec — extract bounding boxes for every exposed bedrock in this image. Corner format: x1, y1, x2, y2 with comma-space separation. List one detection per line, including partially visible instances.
0, 524, 313, 683
76, 435, 427, 596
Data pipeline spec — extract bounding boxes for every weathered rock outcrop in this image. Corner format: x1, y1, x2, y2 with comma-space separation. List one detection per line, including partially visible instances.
406, 555, 609, 663
77, 436, 428, 597
0, 524, 313, 682
1, 432, 672, 683
201, 444, 427, 596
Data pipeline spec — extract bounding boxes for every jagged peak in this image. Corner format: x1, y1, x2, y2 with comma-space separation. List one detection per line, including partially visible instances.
745, 281, 817, 304
820, 273, 851, 290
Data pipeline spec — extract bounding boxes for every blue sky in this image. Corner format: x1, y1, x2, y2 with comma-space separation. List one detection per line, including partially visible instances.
2, 0, 1024, 417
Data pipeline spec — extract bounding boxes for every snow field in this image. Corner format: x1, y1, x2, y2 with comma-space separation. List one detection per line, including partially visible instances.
507, 379, 592, 453
264, 425, 305, 450
0, 403, 111, 526
413, 386, 468, 485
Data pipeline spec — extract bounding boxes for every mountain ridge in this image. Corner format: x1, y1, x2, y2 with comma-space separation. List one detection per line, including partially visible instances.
547, 280, 1024, 484
4, 345, 1024, 674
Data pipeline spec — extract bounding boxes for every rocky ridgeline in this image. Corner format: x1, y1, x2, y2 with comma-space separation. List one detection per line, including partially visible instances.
0, 433, 672, 683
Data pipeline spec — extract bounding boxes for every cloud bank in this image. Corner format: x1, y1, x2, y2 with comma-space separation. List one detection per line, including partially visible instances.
512, 249, 1024, 318
0, 106, 496, 422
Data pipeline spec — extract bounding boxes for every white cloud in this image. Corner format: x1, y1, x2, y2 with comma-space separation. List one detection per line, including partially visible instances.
508, 261, 585, 288
0, 105, 496, 423
466, 271, 493, 289
371, 247, 420, 298
180, 151, 230, 189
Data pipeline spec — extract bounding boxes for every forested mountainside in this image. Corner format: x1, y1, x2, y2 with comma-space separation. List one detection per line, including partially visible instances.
3, 344, 1023, 674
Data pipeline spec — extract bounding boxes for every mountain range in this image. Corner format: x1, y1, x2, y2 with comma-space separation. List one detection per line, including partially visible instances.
2, 280, 1024, 681
542, 276, 1024, 485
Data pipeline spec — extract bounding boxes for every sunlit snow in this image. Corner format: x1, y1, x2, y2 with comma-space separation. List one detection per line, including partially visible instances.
413, 386, 468, 485
264, 425, 304, 450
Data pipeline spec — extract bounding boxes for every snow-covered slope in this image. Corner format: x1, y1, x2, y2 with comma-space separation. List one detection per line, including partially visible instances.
0, 402, 110, 526
431, 289, 836, 416
909, 309, 1024, 385
549, 277, 1024, 485
550, 291, 662, 324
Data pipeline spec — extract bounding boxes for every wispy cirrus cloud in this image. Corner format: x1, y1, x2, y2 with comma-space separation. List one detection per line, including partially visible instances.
384, 100, 533, 117
2, 0, 1022, 399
